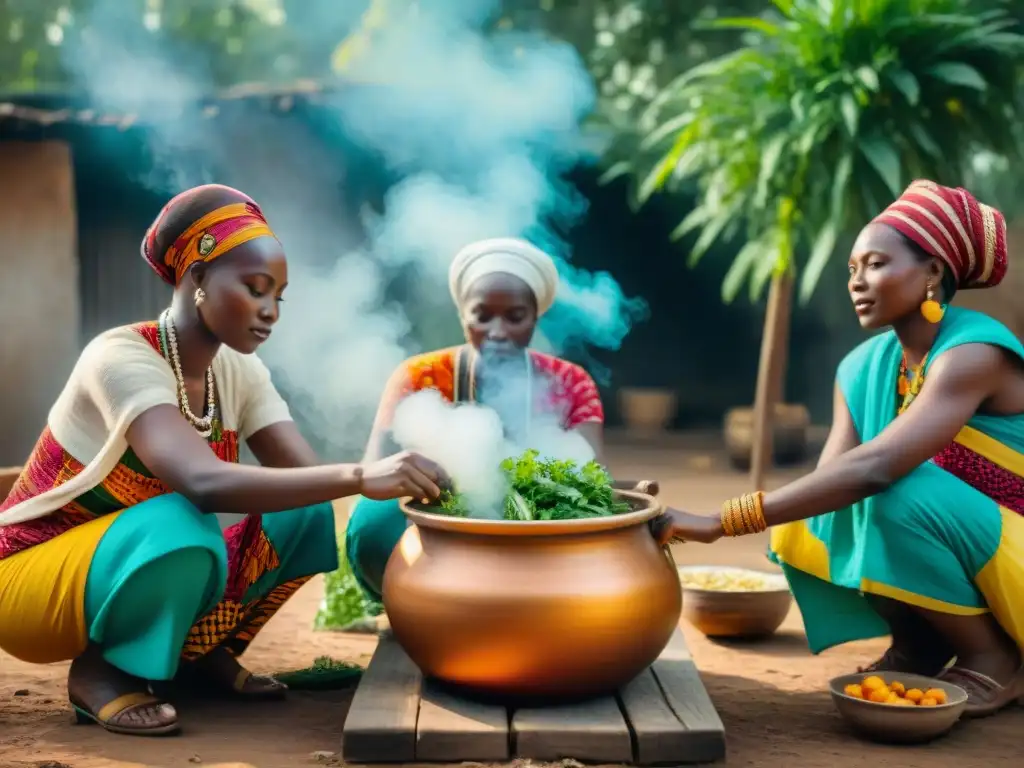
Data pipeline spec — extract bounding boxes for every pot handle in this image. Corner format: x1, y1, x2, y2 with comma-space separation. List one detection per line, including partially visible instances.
661, 543, 678, 566
648, 506, 681, 565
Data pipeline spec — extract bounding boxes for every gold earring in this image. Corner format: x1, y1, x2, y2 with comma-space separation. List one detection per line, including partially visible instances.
920, 282, 944, 323
194, 287, 206, 306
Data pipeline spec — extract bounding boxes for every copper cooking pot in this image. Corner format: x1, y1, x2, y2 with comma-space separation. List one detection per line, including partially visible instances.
381, 490, 682, 700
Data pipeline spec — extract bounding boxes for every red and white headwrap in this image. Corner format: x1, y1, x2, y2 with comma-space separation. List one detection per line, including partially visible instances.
871, 180, 1007, 290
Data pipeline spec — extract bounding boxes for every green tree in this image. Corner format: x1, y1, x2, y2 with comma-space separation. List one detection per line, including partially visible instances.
501, 1, 757, 119
330, 0, 765, 127
0, 0, 368, 92
614, 0, 1024, 484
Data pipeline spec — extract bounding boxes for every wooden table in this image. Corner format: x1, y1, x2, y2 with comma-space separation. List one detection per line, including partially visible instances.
342, 627, 726, 765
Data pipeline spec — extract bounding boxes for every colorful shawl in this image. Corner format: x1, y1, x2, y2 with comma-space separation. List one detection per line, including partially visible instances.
0, 322, 277, 601
376, 346, 604, 430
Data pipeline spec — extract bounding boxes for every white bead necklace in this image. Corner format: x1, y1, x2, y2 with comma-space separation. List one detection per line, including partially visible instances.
158, 308, 216, 438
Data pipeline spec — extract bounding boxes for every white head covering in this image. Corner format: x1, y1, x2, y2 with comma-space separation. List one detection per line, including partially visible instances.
448, 237, 561, 316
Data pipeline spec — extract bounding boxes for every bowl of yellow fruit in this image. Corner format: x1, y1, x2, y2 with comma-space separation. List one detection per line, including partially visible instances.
829, 672, 968, 744
677, 566, 792, 639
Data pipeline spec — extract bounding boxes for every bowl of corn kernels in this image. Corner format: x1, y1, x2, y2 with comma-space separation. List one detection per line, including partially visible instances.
677, 565, 792, 638
829, 672, 968, 743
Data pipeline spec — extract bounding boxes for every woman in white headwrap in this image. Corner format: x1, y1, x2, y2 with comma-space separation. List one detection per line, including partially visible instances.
345, 237, 654, 601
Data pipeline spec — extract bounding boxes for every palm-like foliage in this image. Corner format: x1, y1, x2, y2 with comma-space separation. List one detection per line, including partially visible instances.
613, 0, 1024, 304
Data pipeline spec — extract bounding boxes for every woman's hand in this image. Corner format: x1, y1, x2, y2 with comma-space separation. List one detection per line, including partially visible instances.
359, 451, 450, 502
649, 507, 724, 546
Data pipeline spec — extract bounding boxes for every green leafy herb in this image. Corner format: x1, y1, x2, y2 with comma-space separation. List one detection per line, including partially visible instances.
437, 449, 631, 521
437, 488, 472, 517
273, 656, 364, 691
314, 530, 383, 631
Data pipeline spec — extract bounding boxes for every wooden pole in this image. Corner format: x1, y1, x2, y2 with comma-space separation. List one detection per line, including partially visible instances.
749, 270, 793, 491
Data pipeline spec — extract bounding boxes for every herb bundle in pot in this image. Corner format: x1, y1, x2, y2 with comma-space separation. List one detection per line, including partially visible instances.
436, 448, 631, 520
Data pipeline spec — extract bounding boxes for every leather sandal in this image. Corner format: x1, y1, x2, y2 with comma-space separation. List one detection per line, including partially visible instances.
70, 691, 180, 736
858, 646, 951, 677
231, 668, 288, 699
176, 658, 288, 700
856, 651, 937, 671
939, 664, 1024, 718
859, 647, 912, 673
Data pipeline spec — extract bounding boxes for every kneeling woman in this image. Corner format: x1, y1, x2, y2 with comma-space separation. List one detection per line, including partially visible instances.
657, 181, 1024, 718
346, 238, 654, 601
0, 185, 446, 736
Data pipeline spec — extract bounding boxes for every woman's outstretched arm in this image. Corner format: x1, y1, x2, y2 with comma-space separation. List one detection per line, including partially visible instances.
653, 343, 1006, 544
759, 343, 1001, 527
128, 405, 447, 515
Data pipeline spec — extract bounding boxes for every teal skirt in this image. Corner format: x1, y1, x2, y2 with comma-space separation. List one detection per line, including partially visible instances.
344, 498, 408, 602
85, 493, 338, 680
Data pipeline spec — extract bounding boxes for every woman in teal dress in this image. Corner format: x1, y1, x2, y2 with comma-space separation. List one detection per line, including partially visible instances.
656, 180, 1024, 718
0, 184, 447, 736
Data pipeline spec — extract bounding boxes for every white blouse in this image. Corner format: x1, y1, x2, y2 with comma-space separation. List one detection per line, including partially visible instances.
0, 325, 291, 527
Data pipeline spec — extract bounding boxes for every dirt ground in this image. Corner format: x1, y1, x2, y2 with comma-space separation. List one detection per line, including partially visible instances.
0, 434, 1020, 768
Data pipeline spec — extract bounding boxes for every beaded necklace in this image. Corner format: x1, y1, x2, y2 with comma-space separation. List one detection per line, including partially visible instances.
896, 351, 928, 415
158, 308, 217, 438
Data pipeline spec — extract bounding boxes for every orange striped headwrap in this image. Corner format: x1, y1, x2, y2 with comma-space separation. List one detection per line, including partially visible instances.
871, 179, 1007, 291
142, 189, 278, 286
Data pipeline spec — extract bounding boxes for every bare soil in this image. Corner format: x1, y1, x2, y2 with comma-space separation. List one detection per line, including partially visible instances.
0, 437, 1018, 767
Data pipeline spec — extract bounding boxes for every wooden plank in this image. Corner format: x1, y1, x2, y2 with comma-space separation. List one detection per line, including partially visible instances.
343, 626, 726, 765
618, 668, 693, 765
512, 695, 633, 763
649, 628, 727, 764
416, 679, 510, 762
341, 631, 421, 763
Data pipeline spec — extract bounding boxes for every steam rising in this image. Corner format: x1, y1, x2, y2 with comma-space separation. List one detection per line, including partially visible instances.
392, 393, 596, 520
61, 0, 646, 461
392, 391, 510, 516
392, 346, 598, 517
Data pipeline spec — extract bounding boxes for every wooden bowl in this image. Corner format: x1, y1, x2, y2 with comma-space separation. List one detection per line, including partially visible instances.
829, 672, 968, 744
678, 566, 792, 639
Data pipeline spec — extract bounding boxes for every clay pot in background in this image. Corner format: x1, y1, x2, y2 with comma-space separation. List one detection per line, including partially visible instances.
618, 386, 678, 436
723, 403, 811, 470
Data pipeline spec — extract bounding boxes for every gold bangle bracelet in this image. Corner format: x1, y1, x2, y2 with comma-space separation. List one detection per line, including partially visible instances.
745, 491, 766, 534
721, 497, 742, 537
751, 490, 767, 532
720, 499, 735, 537
740, 494, 755, 534
722, 492, 768, 536
720, 498, 736, 537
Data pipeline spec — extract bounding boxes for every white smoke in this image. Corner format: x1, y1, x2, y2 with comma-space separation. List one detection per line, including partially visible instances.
390, 365, 597, 520
392, 391, 511, 517
59, 0, 645, 462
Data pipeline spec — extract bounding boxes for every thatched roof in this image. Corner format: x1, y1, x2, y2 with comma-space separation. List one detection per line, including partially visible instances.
0, 78, 338, 130
0, 0, 402, 131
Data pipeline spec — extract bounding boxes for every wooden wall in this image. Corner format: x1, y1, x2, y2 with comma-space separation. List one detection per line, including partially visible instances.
0, 142, 79, 465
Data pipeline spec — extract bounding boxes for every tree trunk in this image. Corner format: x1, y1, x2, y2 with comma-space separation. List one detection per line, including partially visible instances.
749, 270, 793, 491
